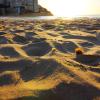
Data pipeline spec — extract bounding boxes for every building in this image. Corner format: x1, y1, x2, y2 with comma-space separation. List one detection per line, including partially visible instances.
0, 0, 39, 15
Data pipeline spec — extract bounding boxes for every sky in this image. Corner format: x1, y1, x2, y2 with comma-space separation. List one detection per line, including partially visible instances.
38, 0, 100, 17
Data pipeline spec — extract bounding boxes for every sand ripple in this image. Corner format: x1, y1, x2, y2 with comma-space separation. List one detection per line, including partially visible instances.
0, 19, 100, 100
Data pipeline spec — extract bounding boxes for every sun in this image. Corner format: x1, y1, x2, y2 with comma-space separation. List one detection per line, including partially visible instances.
48, 0, 89, 17
39, 0, 95, 17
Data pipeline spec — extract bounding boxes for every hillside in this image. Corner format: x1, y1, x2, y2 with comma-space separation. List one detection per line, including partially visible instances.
18, 5, 53, 16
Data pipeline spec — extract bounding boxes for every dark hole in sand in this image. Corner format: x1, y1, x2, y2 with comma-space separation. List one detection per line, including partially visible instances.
0, 47, 19, 57
15, 82, 100, 100
13, 35, 29, 44
25, 32, 37, 36
0, 74, 15, 86
0, 36, 8, 44
24, 26, 33, 30
25, 32, 37, 39
0, 59, 33, 73
42, 24, 56, 30
54, 41, 78, 53
63, 34, 97, 44
79, 41, 94, 47
20, 59, 59, 81
10, 29, 24, 33
52, 82, 100, 100
0, 32, 7, 35
23, 42, 52, 56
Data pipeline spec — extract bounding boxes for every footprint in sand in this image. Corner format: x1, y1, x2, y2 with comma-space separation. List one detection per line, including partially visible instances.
22, 41, 52, 56
42, 24, 56, 30
79, 41, 94, 47
54, 41, 78, 53
96, 32, 100, 42
25, 32, 37, 39
0, 36, 8, 44
13, 35, 29, 44
0, 32, 7, 35
0, 47, 20, 57
0, 72, 20, 86
24, 25, 33, 30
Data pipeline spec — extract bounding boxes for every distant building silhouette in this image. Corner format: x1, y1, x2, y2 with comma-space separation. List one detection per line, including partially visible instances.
0, 0, 39, 15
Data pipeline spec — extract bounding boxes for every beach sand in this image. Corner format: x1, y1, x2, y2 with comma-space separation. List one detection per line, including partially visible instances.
0, 18, 100, 100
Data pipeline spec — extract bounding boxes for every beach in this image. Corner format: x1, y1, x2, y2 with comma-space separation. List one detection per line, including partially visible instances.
0, 17, 100, 100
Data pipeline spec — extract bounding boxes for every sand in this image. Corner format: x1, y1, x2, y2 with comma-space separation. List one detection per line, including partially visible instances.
0, 18, 100, 100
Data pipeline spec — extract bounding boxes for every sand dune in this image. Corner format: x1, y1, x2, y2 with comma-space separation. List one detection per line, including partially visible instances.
0, 18, 100, 100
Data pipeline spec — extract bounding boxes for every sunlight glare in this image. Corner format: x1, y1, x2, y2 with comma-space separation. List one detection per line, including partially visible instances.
48, 0, 87, 17
39, 0, 100, 17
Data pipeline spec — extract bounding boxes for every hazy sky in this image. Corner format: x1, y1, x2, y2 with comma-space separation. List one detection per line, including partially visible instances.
39, 0, 100, 17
